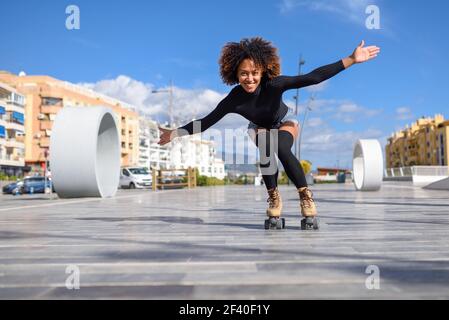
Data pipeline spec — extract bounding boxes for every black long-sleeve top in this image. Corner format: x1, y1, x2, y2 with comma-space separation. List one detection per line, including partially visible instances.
177, 60, 346, 135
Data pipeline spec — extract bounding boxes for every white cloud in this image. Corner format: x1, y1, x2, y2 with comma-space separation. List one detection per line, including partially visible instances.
280, 0, 375, 24
79, 75, 243, 129
300, 125, 385, 168
396, 107, 414, 120
338, 102, 363, 113
332, 102, 382, 123
287, 98, 382, 124
306, 117, 324, 127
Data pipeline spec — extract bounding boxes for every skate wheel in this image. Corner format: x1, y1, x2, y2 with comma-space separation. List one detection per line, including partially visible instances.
300, 218, 307, 230
301, 217, 319, 230
264, 219, 270, 230
275, 219, 283, 229
313, 218, 319, 230
265, 218, 284, 230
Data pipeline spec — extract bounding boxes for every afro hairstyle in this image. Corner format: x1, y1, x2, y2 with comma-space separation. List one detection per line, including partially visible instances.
218, 37, 281, 85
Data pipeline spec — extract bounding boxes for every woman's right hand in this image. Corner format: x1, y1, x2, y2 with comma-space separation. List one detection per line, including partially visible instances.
158, 127, 176, 146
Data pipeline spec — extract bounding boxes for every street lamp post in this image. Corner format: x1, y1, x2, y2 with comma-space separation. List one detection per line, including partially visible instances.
298, 94, 316, 159
293, 55, 305, 159
152, 80, 174, 128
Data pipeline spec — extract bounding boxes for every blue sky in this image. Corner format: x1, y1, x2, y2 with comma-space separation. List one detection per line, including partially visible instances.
1, 0, 449, 168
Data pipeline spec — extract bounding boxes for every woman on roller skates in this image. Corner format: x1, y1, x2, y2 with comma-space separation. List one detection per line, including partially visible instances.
158, 37, 380, 230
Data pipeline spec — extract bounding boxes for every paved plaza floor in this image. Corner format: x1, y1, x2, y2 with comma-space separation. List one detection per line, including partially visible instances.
1, 182, 449, 299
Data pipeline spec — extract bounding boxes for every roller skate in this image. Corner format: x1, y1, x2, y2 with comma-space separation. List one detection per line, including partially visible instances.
298, 187, 319, 230
264, 187, 285, 230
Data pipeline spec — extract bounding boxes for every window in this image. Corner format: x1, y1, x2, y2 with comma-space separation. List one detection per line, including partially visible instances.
129, 168, 149, 175
42, 97, 62, 106
12, 112, 24, 124
0, 125, 5, 138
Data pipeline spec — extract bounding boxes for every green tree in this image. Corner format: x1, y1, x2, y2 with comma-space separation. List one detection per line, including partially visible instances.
194, 168, 225, 186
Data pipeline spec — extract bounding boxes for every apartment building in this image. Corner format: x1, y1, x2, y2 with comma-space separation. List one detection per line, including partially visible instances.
0, 71, 139, 172
0, 82, 26, 176
138, 117, 171, 170
169, 134, 226, 180
386, 114, 449, 168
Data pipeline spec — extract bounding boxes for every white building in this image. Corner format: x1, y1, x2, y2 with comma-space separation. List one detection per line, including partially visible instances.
138, 117, 226, 179
0, 82, 26, 177
169, 134, 226, 180
138, 118, 150, 168
138, 117, 170, 170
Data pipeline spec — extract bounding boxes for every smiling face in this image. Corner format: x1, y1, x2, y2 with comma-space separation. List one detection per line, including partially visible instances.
237, 59, 263, 93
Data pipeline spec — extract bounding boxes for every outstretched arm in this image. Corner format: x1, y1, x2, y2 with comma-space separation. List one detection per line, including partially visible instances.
271, 40, 380, 92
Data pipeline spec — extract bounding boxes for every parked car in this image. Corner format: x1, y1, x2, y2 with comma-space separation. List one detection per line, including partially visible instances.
158, 173, 185, 189
119, 167, 152, 189
21, 177, 54, 194
2, 180, 23, 195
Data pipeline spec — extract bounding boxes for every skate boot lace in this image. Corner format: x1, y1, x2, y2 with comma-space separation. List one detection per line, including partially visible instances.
299, 188, 315, 209
267, 188, 280, 208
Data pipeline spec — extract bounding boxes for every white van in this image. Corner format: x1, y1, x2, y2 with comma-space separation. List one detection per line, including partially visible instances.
119, 167, 152, 189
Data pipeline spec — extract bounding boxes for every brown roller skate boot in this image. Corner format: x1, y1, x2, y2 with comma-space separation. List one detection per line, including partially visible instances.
264, 187, 285, 230
297, 187, 319, 230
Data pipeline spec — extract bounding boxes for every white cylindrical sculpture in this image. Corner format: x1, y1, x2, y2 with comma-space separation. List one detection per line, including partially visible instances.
50, 107, 120, 198
353, 139, 384, 191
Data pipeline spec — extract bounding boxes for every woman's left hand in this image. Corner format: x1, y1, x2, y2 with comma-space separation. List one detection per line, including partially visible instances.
351, 40, 380, 63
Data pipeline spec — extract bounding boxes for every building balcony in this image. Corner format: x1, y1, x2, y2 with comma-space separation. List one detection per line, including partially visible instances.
40, 121, 53, 130
0, 156, 25, 167
3, 139, 25, 149
5, 103, 25, 114
41, 105, 63, 114
39, 137, 50, 148
5, 122, 24, 132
